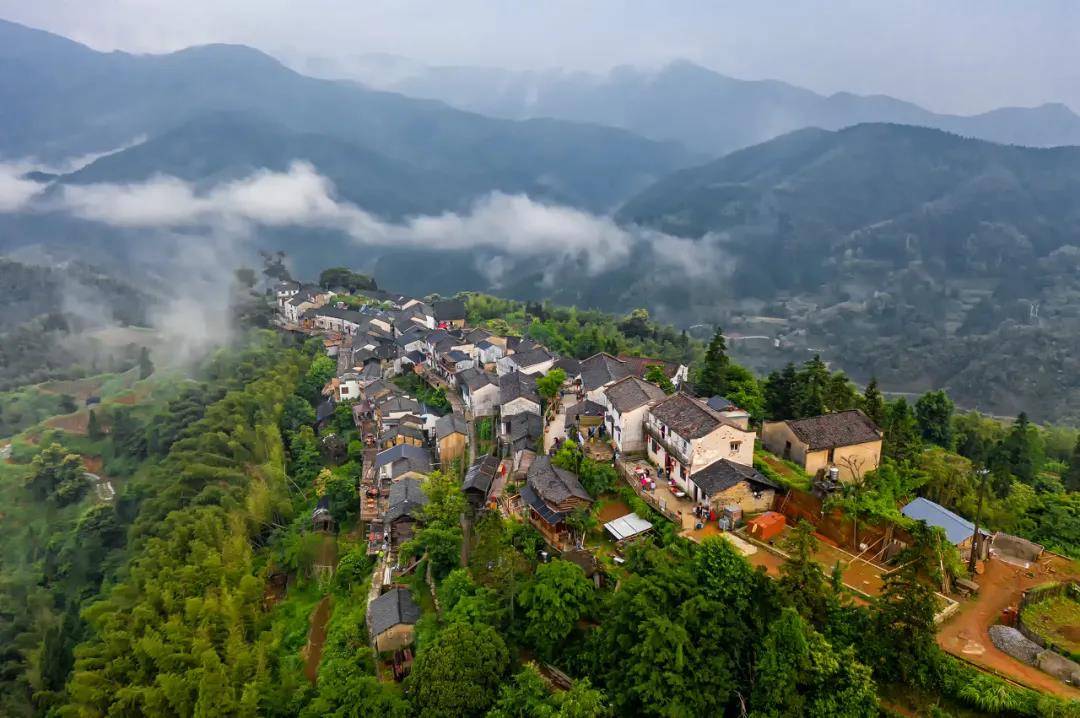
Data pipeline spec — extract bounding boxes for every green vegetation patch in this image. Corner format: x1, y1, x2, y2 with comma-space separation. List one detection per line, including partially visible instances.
1021, 591, 1080, 661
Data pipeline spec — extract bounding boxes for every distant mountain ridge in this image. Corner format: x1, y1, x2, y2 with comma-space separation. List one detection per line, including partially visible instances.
315, 54, 1080, 156
617, 122, 1080, 422
0, 19, 693, 214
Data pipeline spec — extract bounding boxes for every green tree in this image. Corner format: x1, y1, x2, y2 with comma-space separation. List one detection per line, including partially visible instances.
871, 544, 941, 686
795, 355, 829, 417
1065, 435, 1080, 492
489, 666, 610, 718
824, 371, 860, 413
723, 363, 766, 421
990, 412, 1045, 485
299, 354, 336, 403
87, 408, 102, 440
643, 365, 675, 394
518, 559, 594, 658
553, 678, 610, 718
915, 390, 955, 448
752, 608, 877, 717
234, 267, 257, 288
488, 665, 556, 718
696, 328, 730, 397
319, 267, 378, 292
110, 405, 147, 459
862, 377, 886, 427
289, 426, 322, 485
778, 520, 829, 625
407, 622, 509, 718
764, 363, 798, 420
137, 346, 154, 379
333, 400, 356, 435
281, 394, 317, 436
26, 443, 87, 504
884, 398, 921, 464
537, 368, 567, 405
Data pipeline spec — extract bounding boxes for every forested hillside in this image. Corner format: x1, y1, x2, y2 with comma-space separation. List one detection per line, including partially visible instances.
349, 57, 1080, 156
619, 123, 1080, 422
0, 288, 1076, 716
0, 19, 691, 214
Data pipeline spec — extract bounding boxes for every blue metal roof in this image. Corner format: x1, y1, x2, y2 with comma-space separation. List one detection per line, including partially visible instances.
901, 497, 981, 545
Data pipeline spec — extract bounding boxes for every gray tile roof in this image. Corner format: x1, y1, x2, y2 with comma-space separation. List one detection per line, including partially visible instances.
499, 371, 540, 406
374, 444, 431, 469
649, 393, 729, 439
604, 376, 668, 413
462, 455, 500, 497
579, 352, 633, 391
433, 299, 466, 321
566, 399, 606, 420
384, 476, 429, 522
457, 367, 495, 391
784, 410, 882, 451
435, 413, 467, 440
511, 346, 553, 369
507, 412, 543, 452
526, 455, 592, 505
368, 588, 421, 637
690, 459, 779, 498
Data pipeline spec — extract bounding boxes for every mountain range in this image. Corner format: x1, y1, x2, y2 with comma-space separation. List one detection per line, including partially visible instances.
305, 54, 1080, 157
5, 19, 1080, 420
0, 19, 692, 214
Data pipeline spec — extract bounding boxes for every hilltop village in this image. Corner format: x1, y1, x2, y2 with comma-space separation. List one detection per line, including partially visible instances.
275, 276, 1080, 705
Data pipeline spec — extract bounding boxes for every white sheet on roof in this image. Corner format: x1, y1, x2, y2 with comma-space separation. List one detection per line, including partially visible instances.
604, 512, 653, 541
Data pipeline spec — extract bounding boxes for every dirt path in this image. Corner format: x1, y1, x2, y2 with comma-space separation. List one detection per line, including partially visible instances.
937, 556, 1080, 700
302, 595, 334, 684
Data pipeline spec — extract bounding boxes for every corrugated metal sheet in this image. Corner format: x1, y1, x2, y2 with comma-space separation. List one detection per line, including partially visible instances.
901, 497, 977, 545
603, 513, 653, 541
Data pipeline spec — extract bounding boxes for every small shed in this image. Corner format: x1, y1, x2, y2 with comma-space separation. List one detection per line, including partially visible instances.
902, 497, 988, 553
368, 588, 421, 653
746, 511, 786, 542
603, 512, 653, 543
311, 496, 335, 533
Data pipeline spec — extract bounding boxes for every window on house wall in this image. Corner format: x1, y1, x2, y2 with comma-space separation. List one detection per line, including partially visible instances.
827, 447, 835, 463
680, 463, 687, 479
730, 440, 742, 453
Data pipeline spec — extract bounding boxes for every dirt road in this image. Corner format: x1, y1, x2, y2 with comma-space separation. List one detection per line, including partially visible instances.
302, 595, 334, 683
936, 556, 1080, 700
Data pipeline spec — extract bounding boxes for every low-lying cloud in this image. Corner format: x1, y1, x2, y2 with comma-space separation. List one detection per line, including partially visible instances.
46, 162, 638, 273
2, 158, 736, 285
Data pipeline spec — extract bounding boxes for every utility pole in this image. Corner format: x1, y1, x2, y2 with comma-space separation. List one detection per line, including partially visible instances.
968, 467, 991, 575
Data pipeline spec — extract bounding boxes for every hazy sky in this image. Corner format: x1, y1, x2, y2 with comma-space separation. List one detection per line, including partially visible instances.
1, 0, 1077, 114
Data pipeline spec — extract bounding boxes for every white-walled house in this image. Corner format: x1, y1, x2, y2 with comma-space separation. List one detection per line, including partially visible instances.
458, 368, 500, 417
499, 371, 541, 418
600, 376, 668, 454
497, 346, 554, 376
338, 372, 363, 401
644, 393, 756, 495
474, 339, 505, 365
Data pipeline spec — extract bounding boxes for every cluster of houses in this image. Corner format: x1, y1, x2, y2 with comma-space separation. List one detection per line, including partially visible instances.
285, 280, 1019, 662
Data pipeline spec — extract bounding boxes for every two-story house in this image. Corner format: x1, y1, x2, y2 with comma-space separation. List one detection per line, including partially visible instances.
644, 393, 756, 495
496, 345, 555, 376
519, 455, 593, 549
600, 376, 668, 453
457, 368, 500, 417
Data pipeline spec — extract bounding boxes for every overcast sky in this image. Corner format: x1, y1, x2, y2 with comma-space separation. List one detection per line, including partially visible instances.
1, 0, 1077, 115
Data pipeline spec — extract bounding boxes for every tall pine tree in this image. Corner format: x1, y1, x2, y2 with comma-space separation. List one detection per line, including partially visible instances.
696, 328, 730, 397
862, 377, 886, 427
1065, 436, 1080, 493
